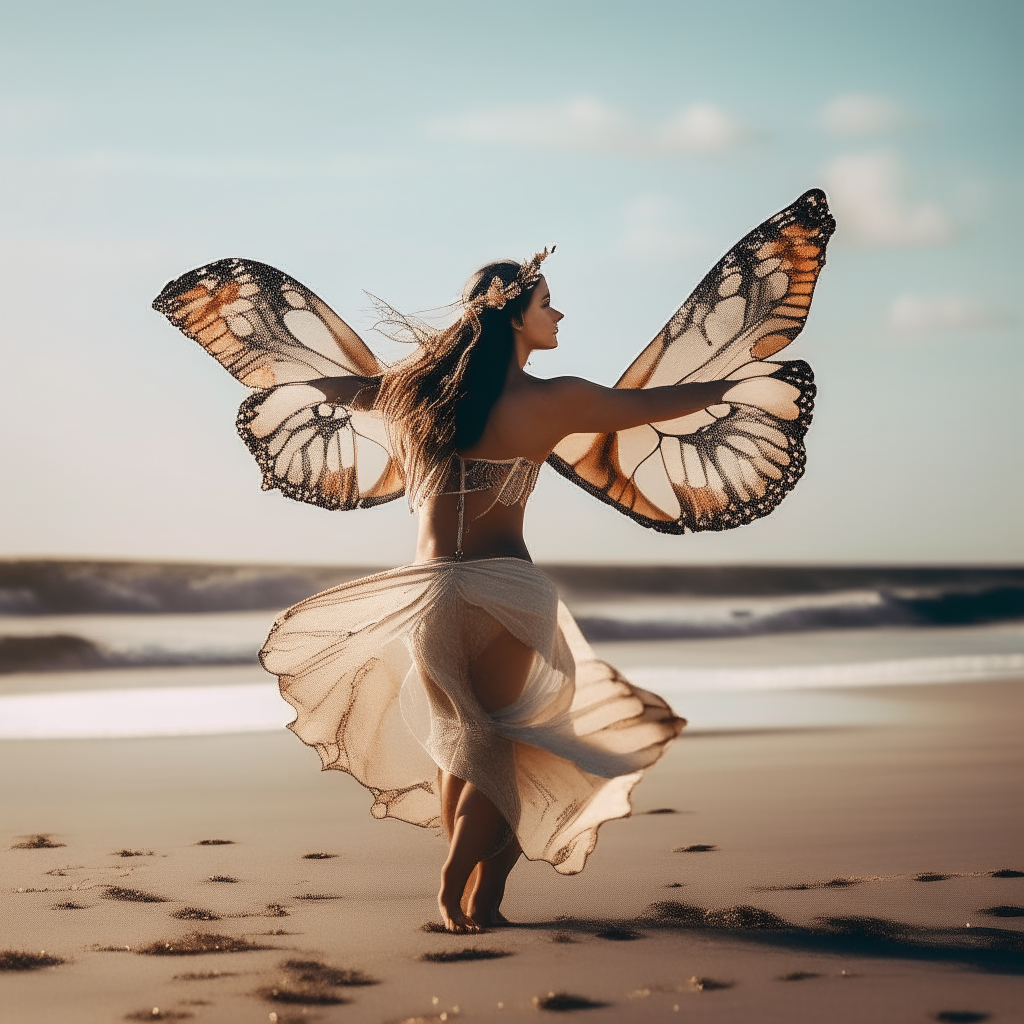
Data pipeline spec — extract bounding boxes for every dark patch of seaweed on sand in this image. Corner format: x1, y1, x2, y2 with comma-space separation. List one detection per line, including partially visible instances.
207, 875, 239, 883
137, 932, 272, 956
53, 900, 90, 910
10, 834, 65, 850
293, 892, 342, 900
0, 949, 67, 971
420, 948, 511, 963
104, 886, 170, 903
195, 839, 235, 846
673, 844, 718, 853
112, 849, 155, 858
778, 970, 821, 981
302, 851, 338, 859
992, 869, 1024, 878
533, 991, 609, 1011
933, 1013, 991, 1023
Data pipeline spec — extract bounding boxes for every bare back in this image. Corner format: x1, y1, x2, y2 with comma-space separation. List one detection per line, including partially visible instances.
414, 370, 735, 563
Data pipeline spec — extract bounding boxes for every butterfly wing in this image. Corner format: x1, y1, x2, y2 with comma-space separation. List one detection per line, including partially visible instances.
237, 386, 404, 510
548, 189, 834, 533
153, 257, 404, 509
152, 257, 382, 386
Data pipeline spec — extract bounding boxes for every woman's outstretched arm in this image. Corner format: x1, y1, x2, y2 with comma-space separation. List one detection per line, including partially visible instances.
540, 376, 738, 440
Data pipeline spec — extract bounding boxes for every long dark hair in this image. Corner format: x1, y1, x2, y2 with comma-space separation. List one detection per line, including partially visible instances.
377, 260, 538, 508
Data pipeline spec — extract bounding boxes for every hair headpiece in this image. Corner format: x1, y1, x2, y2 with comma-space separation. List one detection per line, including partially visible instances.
476, 246, 555, 311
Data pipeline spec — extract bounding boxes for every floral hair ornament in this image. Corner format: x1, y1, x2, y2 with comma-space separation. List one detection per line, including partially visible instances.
478, 246, 556, 311
365, 245, 556, 352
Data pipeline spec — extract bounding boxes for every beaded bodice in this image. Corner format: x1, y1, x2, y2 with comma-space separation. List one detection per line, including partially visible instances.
441, 455, 542, 559
443, 456, 541, 508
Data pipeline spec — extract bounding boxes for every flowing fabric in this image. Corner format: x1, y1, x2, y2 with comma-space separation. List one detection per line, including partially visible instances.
261, 557, 685, 875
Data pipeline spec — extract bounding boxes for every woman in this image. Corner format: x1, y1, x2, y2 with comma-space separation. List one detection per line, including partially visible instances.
153, 190, 833, 934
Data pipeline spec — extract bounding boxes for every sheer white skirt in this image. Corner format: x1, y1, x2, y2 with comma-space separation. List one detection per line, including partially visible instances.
260, 557, 685, 875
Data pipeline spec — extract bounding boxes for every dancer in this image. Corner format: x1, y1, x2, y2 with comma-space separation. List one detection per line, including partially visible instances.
153, 189, 834, 932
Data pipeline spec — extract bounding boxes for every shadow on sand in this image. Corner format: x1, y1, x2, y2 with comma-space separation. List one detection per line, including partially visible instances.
482, 901, 1024, 975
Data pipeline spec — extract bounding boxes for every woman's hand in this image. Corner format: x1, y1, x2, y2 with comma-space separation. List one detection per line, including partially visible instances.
309, 375, 381, 411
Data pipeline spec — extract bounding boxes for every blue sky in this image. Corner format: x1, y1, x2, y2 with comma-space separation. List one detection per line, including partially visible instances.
1, 0, 1021, 565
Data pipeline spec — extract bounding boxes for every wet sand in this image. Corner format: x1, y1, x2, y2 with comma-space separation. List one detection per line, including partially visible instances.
2, 679, 1022, 1022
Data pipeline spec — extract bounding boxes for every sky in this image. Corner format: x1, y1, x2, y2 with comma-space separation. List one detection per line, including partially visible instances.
1, 0, 1021, 566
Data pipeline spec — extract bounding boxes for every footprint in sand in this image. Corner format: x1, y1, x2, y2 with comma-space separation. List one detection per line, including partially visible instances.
0, 950, 67, 971
136, 932, 272, 955
103, 886, 170, 903
593, 925, 642, 941
9, 834, 65, 850
124, 1009, 193, 1021
171, 907, 222, 921
255, 958, 377, 1007
533, 992, 608, 1011
420, 948, 510, 963
978, 905, 1024, 918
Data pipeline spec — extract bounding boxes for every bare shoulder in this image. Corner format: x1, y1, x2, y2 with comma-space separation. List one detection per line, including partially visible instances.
524, 375, 600, 405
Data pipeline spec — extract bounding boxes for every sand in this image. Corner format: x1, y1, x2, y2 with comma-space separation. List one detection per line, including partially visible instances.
2, 678, 1022, 1023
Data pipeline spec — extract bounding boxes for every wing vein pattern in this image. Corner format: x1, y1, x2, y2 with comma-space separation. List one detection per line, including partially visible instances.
548, 189, 835, 534
153, 257, 404, 510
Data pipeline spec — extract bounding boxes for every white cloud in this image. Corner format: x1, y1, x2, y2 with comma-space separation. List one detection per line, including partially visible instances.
426, 97, 746, 156
656, 103, 745, 154
887, 294, 1013, 333
824, 151, 953, 246
619, 194, 700, 259
820, 93, 911, 138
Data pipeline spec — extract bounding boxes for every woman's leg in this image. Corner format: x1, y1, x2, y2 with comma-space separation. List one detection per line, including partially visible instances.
436, 622, 534, 931
438, 777, 507, 932
465, 834, 522, 926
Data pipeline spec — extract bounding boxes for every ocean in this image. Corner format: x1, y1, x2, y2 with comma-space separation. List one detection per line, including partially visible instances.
1, 560, 1022, 740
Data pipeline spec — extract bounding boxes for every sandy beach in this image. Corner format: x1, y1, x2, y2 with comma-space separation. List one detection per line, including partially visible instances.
3, 670, 1022, 1023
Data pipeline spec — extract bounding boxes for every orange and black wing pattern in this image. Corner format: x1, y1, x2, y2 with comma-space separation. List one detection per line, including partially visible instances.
548, 189, 834, 534
153, 258, 404, 510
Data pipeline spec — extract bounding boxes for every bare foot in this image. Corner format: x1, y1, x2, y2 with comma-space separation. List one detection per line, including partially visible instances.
467, 904, 513, 927
439, 888, 481, 934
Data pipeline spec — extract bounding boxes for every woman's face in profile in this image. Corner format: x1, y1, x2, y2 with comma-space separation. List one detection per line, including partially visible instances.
514, 277, 563, 353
